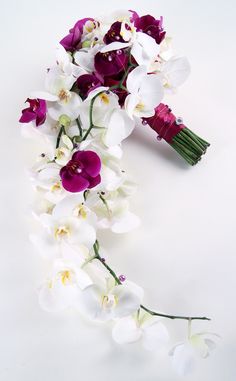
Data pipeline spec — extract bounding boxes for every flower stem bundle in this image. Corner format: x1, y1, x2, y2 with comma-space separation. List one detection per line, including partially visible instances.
144, 103, 210, 165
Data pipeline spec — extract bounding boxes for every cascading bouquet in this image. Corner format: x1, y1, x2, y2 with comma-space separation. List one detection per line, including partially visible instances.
19, 10, 216, 376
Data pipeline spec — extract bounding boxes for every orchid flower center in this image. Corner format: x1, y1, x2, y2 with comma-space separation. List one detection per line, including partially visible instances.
50, 182, 62, 193
54, 225, 70, 240
99, 93, 110, 104
59, 270, 71, 285
73, 204, 87, 219
135, 102, 145, 111
84, 20, 97, 34
58, 89, 71, 103
55, 148, 67, 160
31, 99, 40, 111
67, 160, 84, 174
101, 294, 118, 309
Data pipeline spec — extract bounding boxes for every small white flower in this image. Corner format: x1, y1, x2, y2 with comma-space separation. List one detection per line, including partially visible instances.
162, 56, 191, 90
74, 44, 101, 73
30, 162, 66, 204
53, 193, 97, 227
54, 134, 73, 165
78, 280, 143, 321
79, 87, 119, 130
31, 64, 82, 121
80, 88, 134, 147
55, 45, 86, 78
31, 212, 96, 261
112, 315, 169, 351
91, 197, 140, 233
125, 65, 164, 118
169, 331, 219, 376
39, 259, 92, 312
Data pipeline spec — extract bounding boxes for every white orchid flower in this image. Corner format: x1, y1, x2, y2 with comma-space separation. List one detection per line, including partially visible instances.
79, 87, 119, 129
74, 44, 101, 73
31, 65, 82, 122
79, 133, 123, 161
78, 279, 143, 321
54, 134, 73, 165
39, 259, 92, 312
92, 197, 140, 233
52, 193, 97, 227
112, 315, 169, 351
169, 331, 219, 376
30, 162, 66, 204
117, 179, 138, 197
125, 65, 164, 118
55, 45, 86, 78
31, 188, 54, 219
80, 87, 134, 146
31, 211, 95, 261
100, 29, 160, 70
80, 20, 104, 47
99, 157, 125, 191
162, 56, 191, 90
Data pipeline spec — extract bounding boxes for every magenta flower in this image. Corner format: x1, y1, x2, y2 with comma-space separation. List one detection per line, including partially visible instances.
60, 18, 93, 52
104, 21, 130, 44
77, 74, 102, 98
19, 98, 47, 127
134, 15, 166, 44
129, 10, 139, 23
60, 150, 101, 193
94, 50, 128, 77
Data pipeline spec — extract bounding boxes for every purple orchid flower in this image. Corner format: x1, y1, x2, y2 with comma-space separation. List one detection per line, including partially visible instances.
77, 74, 102, 98
60, 18, 93, 52
94, 50, 128, 77
19, 98, 47, 127
134, 14, 166, 44
104, 21, 130, 44
60, 150, 101, 193
129, 10, 139, 23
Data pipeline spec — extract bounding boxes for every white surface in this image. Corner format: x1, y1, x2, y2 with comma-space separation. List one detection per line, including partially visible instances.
1, 0, 236, 380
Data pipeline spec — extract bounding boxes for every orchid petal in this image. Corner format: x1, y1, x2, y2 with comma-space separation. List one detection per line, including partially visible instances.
111, 211, 140, 233
112, 285, 141, 318
100, 42, 130, 53
142, 320, 169, 351
163, 56, 190, 88
112, 316, 141, 344
126, 65, 147, 94
30, 91, 58, 102
170, 343, 195, 376
104, 109, 135, 147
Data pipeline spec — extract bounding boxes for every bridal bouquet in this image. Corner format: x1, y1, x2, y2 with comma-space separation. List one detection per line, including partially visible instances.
19, 10, 216, 376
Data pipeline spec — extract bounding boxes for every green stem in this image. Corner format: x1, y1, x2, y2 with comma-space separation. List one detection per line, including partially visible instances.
98, 193, 112, 217
170, 128, 210, 166
93, 242, 121, 285
82, 91, 105, 141
76, 117, 83, 138
56, 126, 65, 149
91, 241, 211, 322
140, 305, 210, 321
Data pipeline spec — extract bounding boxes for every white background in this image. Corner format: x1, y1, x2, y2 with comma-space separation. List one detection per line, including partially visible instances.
1, 0, 236, 380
